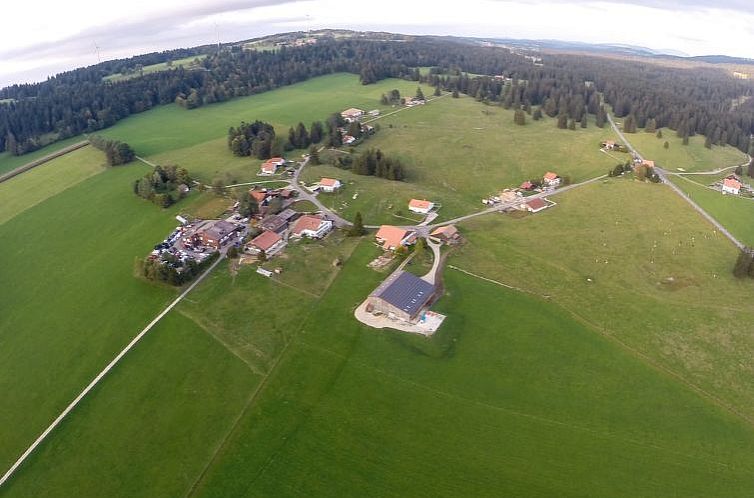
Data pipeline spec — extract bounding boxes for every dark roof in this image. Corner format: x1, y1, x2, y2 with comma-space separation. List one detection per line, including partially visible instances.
260, 214, 288, 233
278, 208, 297, 221
526, 198, 548, 210
372, 271, 435, 316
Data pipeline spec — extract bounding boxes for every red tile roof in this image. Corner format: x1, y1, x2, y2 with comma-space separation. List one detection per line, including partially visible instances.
291, 215, 324, 235
250, 230, 282, 251
409, 199, 433, 210
249, 190, 267, 203
375, 225, 413, 250
724, 178, 742, 189
320, 178, 339, 187
520, 181, 534, 190
544, 172, 558, 181
526, 198, 548, 211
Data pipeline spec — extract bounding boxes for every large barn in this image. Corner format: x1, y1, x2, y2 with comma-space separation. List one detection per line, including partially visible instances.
367, 271, 436, 323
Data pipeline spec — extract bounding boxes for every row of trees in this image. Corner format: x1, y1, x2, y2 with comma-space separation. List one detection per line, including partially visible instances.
133, 164, 192, 207
89, 135, 135, 165
228, 120, 276, 158
142, 250, 219, 286
3, 36, 754, 157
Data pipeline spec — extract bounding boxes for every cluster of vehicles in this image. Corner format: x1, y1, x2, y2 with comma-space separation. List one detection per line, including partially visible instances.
149, 225, 214, 269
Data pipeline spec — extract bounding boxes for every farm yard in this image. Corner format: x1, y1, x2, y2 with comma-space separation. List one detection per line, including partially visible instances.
4, 70, 754, 498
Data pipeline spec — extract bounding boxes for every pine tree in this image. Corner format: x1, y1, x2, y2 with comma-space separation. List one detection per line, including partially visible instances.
664, 141, 669, 149
704, 135, 713, 149
308, 145, 320, 165
568, 119, 576, 131
645, 118, 657, 133
532, 108, 543, 121
349, 212, 366, 236
682, 133, 690, 146
656, 129, 663, 139
433, 85, 441, 96
451, 89, 459, 98
557, 114, 568, 129
415, 87, 425, 101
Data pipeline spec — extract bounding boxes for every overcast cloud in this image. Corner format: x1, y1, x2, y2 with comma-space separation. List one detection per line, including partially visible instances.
2, 0, 754, 87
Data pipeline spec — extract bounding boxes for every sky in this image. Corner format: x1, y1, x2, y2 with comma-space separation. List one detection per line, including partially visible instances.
2, 0, 754, 87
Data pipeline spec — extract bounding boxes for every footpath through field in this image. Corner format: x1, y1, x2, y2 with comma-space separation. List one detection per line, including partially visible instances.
0, 255, 226, 489
606, 112, 747, 251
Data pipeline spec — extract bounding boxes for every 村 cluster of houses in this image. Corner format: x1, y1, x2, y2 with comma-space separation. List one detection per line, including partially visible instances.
374, 223, 460, 252
244, 209, 334, 258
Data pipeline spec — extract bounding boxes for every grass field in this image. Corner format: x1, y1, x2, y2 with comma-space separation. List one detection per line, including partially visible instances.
0, 146, 106, 224
103, 55, 207, 83
0, 164, 188, 473
98, 74, 434, 183
0, 136, 87, 177
455, 179, 754, 418
668, 174, 754, 246
302, 92, 622, 223
6, 72, 754, 497
629, 129, 747, 172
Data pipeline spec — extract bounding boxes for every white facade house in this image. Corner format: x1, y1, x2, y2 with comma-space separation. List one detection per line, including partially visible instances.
290, 215, 333, 239
320, 178, 342, 192
722, 178, 742, 195
408, 199, 435, 214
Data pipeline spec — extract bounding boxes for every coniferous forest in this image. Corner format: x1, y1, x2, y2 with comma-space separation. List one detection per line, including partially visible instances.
2, 33, 754, 157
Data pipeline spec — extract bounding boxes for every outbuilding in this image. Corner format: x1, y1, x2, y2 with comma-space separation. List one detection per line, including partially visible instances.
367, 271, 437, 323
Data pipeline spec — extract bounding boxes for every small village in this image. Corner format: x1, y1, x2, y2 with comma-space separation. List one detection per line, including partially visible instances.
145, 103, 586, 336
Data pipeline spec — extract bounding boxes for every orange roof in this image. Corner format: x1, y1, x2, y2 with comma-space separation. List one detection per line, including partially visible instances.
341, 108, 363, 116
249, 190, 267, 203
261, 162, 277, 172
320, 178, 339, 187
431, 225, 458, 238
724, 178, 742, 189
269, 157, 283, 162
291, 215, 324, 235
375, 225, 411, 249
641, 160, 655, 168
408, 199, 433, 210
544, 172, 558, 180
250, 230, 282, 251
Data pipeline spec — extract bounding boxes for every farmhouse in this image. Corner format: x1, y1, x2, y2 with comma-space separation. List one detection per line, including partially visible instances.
320, 178, 342, 192
195, 220, 239, 249
290, 214, 333, 239
375, 225, 417, 251
408, 199, 434, 214
722, 177, 742, 195
520, 180, 535, 190
601, 140, 617, 150
343, 135, 356, 145
641, 160, 656, 169
341, 108, 364, 122
430, 225, 460, 244
259, 161, 277, 176
259, 214, 289, 234
525, 198, 550, 213
246, 230, 287, 257
249, 189, 268, 205
543, 172, 561, 187
367, 271, 437, 323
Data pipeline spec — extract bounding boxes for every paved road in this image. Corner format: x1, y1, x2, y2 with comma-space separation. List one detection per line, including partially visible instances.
607, 112, 747, 251
289, 155, 352, 228
0, 253, 226, 489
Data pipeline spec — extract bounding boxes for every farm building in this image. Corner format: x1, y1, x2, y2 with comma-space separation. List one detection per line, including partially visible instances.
543, 172, 561, 187
408, 199, 435, 214
499, 190, 519, 203
722, 177, 742, 195
343, 135, 356, 145
525, 198, 550, 213
249, 189, 268, 205
246, 230, 287, 257
341, 108, 364, 122
601, 140, 617, 150
290, 215, 333, 239
194, 220, 239, 250
430, 225, 460, 244
259, 214, 289, 234
641, 160, 655, 168
259, 157, 285, 176
520, 181, 535, 190
320, 178, 342, 192
367, 271, 437, 323
375, 225, 417, 251
368, 109, 380, 117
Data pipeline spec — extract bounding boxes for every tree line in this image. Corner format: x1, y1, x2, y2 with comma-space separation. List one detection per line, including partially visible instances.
2, 34, 754, 157
141, 250, 219, 286
228, 121, 276, 158
89, 135, 135, 165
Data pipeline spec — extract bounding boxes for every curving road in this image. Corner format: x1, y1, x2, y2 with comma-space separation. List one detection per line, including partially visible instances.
607, 112, 747, 251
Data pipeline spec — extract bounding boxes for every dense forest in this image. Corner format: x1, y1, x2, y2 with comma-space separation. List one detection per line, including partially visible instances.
2, 33, 754, 157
